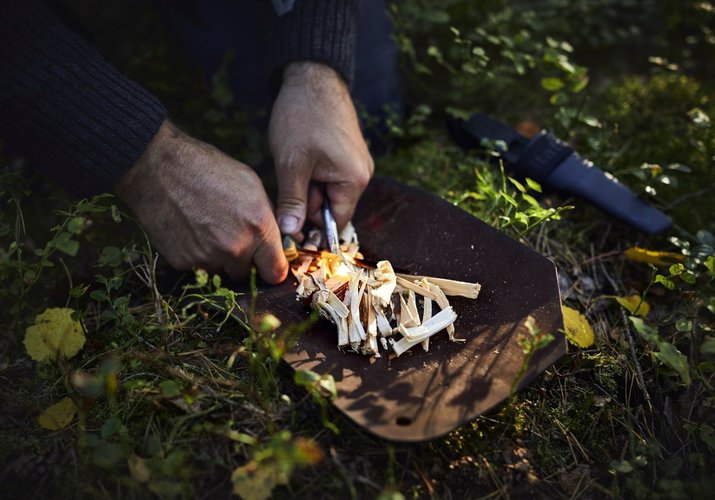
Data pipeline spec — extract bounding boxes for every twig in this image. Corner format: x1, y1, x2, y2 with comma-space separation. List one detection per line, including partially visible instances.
58, 257, 73, 307
620, 309, 653, 413
665, 185, 715, 209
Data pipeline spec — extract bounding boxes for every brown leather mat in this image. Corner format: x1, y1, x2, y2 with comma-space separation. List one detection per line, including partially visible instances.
252, 177, 565, 441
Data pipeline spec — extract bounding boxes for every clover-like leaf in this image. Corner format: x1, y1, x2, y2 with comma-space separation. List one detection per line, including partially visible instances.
24, 308, 86, 362
561, 305, 595, 348
38, 397, 77, 431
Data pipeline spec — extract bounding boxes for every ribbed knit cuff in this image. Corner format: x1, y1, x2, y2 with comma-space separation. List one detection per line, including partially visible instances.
265, 0, 357, 93
0, 0, 167, 198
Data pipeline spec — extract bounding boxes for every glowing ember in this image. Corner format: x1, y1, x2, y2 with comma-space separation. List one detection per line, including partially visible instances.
288, 223, 481, 357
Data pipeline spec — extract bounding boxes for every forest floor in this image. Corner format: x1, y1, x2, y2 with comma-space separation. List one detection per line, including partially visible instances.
1, 1, 714, 498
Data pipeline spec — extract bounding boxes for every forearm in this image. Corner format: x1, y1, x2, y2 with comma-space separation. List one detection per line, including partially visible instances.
0, 0, 166, 197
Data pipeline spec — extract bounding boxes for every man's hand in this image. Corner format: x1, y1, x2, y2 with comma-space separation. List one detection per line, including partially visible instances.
115, 120, 288, 284
269, 62, 374, 236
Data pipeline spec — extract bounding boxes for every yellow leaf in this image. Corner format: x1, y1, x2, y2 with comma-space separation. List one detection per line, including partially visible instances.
231, 463, 278, 500
24, 308, 85, 362
128, 454, 151, 483
38, 397, 77, 430
561, 306, 595, 348
614, 295, 650, 317
624, 247, 683, 267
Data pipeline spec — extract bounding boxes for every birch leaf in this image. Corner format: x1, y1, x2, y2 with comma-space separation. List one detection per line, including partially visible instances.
614, 295, 650, 317
561, 306, 595, 347
624, 247, 683, 267
38, 397, 76, 430
24, 308, 85, 362
231, 463, 277, 500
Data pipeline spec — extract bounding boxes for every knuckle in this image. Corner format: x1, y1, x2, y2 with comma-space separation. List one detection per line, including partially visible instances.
277, 194, 306, 210
246, 206, 276, 241
355, 165, 372, 188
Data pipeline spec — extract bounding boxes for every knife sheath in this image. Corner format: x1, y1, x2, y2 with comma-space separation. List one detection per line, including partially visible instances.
448, 113, 672, 235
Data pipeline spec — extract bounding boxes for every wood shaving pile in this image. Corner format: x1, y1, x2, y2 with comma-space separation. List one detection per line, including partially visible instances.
288, 224, 481, 358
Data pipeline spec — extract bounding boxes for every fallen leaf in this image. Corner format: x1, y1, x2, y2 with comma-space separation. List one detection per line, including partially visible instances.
231, 463, 278, 500
38, 397, 76, 430
24, 308, 85, 362
614, 295, 650, 317
128, 454, 151, 483
624, 247, 683, 267
561, 306, 595, 348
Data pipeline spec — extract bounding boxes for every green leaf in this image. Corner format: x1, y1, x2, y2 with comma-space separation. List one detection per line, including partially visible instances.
90, 289, 109, 302
679, 271, 696, 284
655, 274, 675, 290
508, 177, 526, 193
159, 380, 182, 398
54, 232, 79, 257
195, 269, 208, 287
66, 217, 86, 235
110, 205, 122, 223
629, 316, 658, 341
294, 370, 337, 399
705, 255, 714, 274
541, 77, 565, 92
501, 192, 518, 207
521, 193, 541, 208
654, 343, 691, 385
582, 116, 601, 128
703, 296, 715, 316
700, 339, 715, 355
675, 318, 692, 332
610, 460, 634, 474
525, 178, 542, 193
669, 263, 685, 276
101, 416, 122, 439
99, 246, 123, 267
294, 370, 321, 386
687, 107, 711, 128
318, 375, 337, 399
69, 284, 90, 298
227, 431, 258, 445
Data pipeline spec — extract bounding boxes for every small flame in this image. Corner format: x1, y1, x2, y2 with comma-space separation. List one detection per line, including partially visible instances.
307, 251, 356, 280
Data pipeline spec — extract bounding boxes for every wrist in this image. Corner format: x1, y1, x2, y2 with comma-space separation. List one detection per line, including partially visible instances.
282, 61, 345, 88
115, 119, 177, 201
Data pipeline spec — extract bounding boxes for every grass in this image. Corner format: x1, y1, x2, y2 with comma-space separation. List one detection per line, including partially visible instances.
1, 1, 715, 498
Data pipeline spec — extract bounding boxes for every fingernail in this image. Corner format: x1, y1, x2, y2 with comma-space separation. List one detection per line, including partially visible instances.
279, 215, 299, 234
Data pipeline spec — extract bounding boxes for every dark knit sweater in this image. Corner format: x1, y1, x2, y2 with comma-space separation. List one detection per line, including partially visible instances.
0, 0, 357, 197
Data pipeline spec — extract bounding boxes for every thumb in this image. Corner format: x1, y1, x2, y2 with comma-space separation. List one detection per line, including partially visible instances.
275, 155, 312, 236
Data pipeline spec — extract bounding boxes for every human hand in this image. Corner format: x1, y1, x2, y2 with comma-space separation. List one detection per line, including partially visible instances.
115, 120, 288, 284
269, 62, 374, 237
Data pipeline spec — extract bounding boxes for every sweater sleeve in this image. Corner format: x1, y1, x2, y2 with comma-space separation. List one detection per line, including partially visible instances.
0, 0, 167, 197
264, 0, 358, 91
